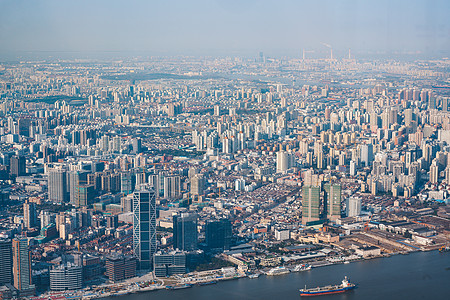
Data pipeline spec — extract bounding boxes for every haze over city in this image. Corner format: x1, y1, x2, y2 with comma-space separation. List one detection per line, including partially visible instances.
1, 0, 449, 58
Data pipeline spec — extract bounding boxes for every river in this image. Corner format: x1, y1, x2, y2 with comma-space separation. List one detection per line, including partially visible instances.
107, 251, 450, 300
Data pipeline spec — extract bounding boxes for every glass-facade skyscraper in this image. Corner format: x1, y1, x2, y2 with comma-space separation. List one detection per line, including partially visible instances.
173, 213, 198, 251
12, 237, 35, 296
0, 239, 12, 285
133, 186, 156, 270
302, 186, 321, 225
205, 219, 232, 251
324, 183, 342, 221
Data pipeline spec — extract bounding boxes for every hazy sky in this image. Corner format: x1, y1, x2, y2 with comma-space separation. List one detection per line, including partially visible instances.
0, 0, 449, 58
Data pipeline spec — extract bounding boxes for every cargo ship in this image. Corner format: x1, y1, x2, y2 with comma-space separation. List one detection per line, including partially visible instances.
299, 276, 356, 296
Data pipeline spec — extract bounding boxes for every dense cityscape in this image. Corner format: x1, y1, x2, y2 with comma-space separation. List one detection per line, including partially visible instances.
0, 53, 448, 299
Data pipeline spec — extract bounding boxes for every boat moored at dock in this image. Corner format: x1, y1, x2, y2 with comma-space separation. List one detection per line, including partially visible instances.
291, 264, 312, 272
265, 266, 290, 276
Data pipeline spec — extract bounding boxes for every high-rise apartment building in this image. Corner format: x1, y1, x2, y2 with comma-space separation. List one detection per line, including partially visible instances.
133, 186, 156, 270
347, 197, 362, 217
164, 175, 181, 199
360, 144, 374, 167
69, 171, 88, 207
276, 150, 295, 172
430, 160, 439, 184
190, 174, 204, 196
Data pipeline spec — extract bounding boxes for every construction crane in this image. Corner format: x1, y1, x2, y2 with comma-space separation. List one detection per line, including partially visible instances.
364, 215, 373, 232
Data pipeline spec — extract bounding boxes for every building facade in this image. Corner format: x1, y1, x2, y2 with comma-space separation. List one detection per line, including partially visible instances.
12, 237, 35, 296
49, 264, 82, 291
0, 239, 12, 285
132, 186, 157, 270
302, 186, 320, 225
324, 183, 342, 221
173, 213, 198, 251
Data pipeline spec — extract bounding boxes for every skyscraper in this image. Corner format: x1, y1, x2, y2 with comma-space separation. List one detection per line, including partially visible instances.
133, 186, 156, 270
324, 184, 342, 221
302, 186, 320, 225
48, 168, 68, 203
23, 200, 37, 229
0, 239, 12, 285
10, 155, 26, 178
173, 213, 198, 251
12, 237, 35, 296
205, 219, 232, 251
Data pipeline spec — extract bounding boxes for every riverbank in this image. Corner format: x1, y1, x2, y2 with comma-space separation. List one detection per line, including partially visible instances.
32, 248, 446, 300
105, 250, 450, 300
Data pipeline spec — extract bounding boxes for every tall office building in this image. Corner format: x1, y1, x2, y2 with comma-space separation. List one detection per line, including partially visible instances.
132, 186, 156, 270
164, 175, 181, 199
302, 186, 320, 225
324, 184, 341, 221
173, 213, 198, 251
0, 239, 12, 285
12, 237, 35, 296
48, 168, 68, 203
347, 197, 362, 217
205, 219, 232, 251
10, 155, 26, 178
23, 200, 37, 229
